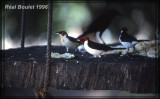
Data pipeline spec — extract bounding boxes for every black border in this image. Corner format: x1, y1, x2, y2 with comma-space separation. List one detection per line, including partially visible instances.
1, 0, 159, 98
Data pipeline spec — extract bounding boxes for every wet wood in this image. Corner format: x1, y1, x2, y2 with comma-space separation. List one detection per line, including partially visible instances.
1, 46, 156, 93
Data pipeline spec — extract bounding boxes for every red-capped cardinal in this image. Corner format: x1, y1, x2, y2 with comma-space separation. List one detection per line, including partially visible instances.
79, 37, 125, 57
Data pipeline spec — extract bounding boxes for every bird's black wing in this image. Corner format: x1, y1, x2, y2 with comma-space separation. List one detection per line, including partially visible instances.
88, 40, 112, 51
120, 32, 137, 42
78, 9, 121, 38
68, 36, 80, 43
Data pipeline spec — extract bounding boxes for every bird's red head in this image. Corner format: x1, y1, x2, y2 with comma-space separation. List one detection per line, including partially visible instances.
120, 27, 128, 31
79, 37, 89, 44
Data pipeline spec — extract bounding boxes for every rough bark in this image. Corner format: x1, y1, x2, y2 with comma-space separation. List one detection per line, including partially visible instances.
2, 46, 157, 93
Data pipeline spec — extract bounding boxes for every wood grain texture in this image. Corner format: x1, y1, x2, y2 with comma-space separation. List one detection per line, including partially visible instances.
2, 46, 157, 93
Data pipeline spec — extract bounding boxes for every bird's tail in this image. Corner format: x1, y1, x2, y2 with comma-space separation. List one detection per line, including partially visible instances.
106, 42, 121, 46
137, 40, 150, 42
111, 48, 126, 50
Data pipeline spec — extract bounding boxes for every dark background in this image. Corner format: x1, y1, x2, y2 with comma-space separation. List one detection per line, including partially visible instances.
2, 0, 158, 49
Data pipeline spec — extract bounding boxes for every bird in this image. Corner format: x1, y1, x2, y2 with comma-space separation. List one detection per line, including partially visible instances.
119, 27, 149, 52
78, 9, 121, 44
56, 31, 80, 52
79, 37, 125, 57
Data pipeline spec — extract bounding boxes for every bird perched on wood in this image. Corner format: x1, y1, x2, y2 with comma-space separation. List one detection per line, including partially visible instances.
79, 37, 125, 57
119, 27, 149, 52
78, 9, 121, 44
56, 31, 80, 52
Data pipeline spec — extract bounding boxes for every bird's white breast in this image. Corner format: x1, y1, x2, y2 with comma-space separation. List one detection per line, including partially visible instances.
120, 42, 133, 48
63, 35, 79, 49
119, 36, 138, 48
84, 41, 105, 56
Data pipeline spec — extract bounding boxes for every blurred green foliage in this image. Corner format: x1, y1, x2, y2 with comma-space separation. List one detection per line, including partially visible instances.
2, 1, 156, 49
3, 2, 92, 40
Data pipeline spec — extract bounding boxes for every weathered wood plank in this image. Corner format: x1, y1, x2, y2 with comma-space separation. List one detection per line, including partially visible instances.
1, 46, 157, 93
3, 60, 156, 93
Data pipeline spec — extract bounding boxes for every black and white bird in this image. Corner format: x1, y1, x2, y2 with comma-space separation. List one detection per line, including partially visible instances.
56, 31, 80, 52
79, 37, 125, 57
119, 27, 149, 52
78, 9, 121, 44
